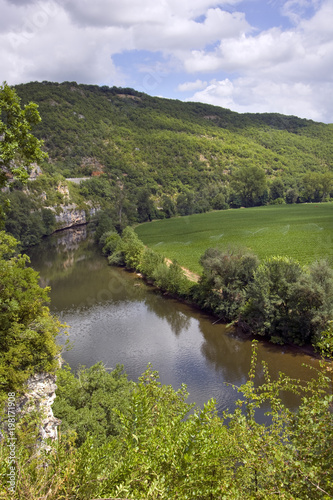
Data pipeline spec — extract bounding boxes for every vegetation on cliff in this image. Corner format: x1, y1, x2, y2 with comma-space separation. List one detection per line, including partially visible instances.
11, 80, 333, 236
0, 231, 62, 404
1, 350, 332, 499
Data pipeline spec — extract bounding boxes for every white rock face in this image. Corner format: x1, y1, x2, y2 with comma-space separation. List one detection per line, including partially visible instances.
54, 204, 98, 230
17, 372, 61, 443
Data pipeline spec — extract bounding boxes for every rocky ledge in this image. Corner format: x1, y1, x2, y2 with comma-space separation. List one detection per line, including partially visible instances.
54, 204, 98, 231
17, 372, 60, 444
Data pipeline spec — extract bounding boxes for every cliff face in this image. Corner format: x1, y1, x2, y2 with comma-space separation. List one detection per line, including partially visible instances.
54, 204, 98, 231
17, 372, 60, 445
0, 371, 60, 448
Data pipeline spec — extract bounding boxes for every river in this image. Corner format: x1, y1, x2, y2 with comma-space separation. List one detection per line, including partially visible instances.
27, 226, 322, 422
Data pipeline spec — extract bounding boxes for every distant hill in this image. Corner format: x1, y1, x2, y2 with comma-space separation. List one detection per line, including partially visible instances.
7, 80, 333, 234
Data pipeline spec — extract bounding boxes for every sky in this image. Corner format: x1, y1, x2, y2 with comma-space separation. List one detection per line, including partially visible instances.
1, 0, 333, 123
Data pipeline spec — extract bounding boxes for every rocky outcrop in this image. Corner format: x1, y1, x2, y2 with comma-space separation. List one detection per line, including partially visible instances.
1, 371, 60, 448
16, 372, 60, 444
54, 204, 98, 231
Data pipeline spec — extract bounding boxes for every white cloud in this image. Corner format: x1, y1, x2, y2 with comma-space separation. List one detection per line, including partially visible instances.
0, 1, 129, 84
0, 0, 332, 122
182, 0, 333, 121
280, 0, 321, 24
188, 77, 332, 122
178, 79, 208, 91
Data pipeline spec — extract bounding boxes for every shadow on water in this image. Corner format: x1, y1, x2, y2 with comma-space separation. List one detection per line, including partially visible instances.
27, 227, 323, 422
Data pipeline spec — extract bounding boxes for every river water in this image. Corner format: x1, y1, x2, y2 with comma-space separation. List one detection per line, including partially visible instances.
27, 226, 322, 421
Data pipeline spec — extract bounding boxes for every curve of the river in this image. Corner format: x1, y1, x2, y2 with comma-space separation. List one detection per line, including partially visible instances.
27, 226, 322, 422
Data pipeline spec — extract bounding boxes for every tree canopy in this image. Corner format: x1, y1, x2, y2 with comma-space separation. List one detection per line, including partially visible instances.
0, 82, 46, 189
0, 231, 61, 404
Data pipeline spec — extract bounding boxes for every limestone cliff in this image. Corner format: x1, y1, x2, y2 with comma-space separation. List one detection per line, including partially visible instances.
17, 372, 60, 444
54, 203, 98, 231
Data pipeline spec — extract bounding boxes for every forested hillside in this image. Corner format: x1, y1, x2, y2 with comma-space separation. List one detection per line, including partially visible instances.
12, 81, 333, 230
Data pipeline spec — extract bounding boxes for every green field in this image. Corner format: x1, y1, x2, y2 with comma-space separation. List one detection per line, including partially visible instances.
135, 204, 333, 273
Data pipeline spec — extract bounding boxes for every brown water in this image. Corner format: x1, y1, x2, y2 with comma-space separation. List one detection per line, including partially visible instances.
27, 227, 322, 421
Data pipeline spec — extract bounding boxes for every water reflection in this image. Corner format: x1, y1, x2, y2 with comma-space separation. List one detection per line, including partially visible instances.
27, 227, 322, 419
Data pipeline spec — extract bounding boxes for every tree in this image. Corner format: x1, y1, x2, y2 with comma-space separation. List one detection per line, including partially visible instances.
140, 247, 165, 278
195, 247, 259, 321
2, 349, 332, 499
53, 362, 133, 447
108, 226, 144, 271
269, 177, 285, 201
230, 166, 267, 207
0, 82, 47, 189
161, 195, 176, 218
176, 189, 195, 215
240, 257, 333, 345
285, 187, 299, 204
0, 231, 61, 403
136, 188, 155, 222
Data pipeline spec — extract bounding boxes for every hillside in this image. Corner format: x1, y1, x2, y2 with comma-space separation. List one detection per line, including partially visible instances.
3, 81, 332, 242
14, 81, 332, 186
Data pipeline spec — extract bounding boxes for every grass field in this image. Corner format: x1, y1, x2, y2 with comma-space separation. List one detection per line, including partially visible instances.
135, 203, 333, 273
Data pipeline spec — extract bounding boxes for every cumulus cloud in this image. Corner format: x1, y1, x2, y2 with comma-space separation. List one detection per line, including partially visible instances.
0, 0, 129, 84
188, 77, 332, 122
0, 0, 332, 122
183, 0, 333, 121
178, 79, 208, 91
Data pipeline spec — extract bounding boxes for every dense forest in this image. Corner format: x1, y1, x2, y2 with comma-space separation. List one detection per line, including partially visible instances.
6, 80, 332, 238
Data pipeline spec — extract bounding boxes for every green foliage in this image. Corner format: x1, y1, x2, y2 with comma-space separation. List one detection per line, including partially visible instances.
240, 257, 333, 345
10, 80, 333, 228
230, 165, 267, 207
0, 82, 47, 189
140, 247, 165, 278
101, 231, 121, 256
224, 342, 333, 499
120, 226, 145, 270
136, 188, 156, 222
315, 321, 333, 358
104, 223, 333, 347
0, 190, 56, 247
1, 347, 332, 499
94, 211, 115, 243
0, 231, 61, 404
160, 195, 177, 218
152, 260, 189, 296
300, 171, 333, 202
52, 362, 134, 447
105, 228, 192, 297
269, 177, 285, 200
195, 247, 259, 321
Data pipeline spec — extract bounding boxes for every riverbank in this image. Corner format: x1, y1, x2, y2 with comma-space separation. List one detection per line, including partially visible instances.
97, 226, 333, 356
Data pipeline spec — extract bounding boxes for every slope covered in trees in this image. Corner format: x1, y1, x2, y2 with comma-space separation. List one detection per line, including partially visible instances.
12, 81, 333, 230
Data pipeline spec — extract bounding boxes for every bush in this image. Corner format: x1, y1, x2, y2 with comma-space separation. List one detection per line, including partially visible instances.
102, 231, 121, 256
0, 231, 61, 404
152, 260, 187, 295
94, 211, 115, 243
195, 247, 259, 321
270, 197, 285, 205
240, 257, 333, 345
53, 363, 133, 447
140, 247, 165, 278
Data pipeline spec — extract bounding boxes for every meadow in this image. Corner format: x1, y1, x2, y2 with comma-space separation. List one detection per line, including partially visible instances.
135, 203, 333, 273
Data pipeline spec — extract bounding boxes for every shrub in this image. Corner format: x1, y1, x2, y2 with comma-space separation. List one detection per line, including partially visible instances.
0, 231, 61, 404
195, 247, 259, 321
240, 257, 333, 345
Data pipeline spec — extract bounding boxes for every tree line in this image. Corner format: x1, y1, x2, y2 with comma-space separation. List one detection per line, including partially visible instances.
97, 223, 333, 353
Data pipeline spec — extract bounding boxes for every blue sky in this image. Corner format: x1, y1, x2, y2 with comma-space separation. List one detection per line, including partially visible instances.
1, 0, 333, 122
